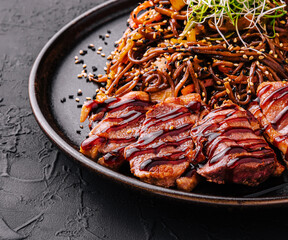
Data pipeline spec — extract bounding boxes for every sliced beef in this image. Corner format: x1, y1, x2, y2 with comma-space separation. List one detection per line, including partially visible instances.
248, 82, 288, 166
124, 93, 207, 189
176, 164, 200, 192
191, 101, 281, 186
80, 91, 152, 169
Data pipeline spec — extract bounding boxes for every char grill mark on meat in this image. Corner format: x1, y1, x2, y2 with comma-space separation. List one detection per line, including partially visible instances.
191, 101, 278, 186
124, 94, 207, 189
80, 91, 152, 169
248, 82, 288, 167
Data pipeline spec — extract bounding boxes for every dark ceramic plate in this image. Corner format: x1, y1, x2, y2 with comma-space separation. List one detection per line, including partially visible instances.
29, 0, 288, 206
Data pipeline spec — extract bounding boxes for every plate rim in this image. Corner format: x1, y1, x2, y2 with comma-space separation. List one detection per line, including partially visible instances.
28, 0, 288, 206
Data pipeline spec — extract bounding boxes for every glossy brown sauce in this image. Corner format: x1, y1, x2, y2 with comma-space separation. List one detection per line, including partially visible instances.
271, 106, 288, 130
255, 84, 288, 158
126, 123, 193, 159
140, 155, 187, 171
128, 102, 203, 171
126, 136, 191, 160
141, 106, 190, 132
81, 97, 151, 154
191, 105, 273, 169
260, 85, 288, 109
82, 97, 204, 170
101, 147, 125, 165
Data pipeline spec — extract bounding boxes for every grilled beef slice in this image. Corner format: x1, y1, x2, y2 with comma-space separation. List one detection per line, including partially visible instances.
124, 93, 207, 189
191, 101, 281, 186
248, 82, 288, 168
80, 91, 152, 169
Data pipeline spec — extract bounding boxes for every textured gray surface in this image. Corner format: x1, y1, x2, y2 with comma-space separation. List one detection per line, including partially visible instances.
1, 0, 288, 239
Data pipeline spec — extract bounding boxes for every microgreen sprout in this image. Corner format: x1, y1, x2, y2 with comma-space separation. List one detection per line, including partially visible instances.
181, 0, 287, 46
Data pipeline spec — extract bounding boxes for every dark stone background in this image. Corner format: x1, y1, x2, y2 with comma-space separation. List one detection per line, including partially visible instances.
1, 0, 288, 239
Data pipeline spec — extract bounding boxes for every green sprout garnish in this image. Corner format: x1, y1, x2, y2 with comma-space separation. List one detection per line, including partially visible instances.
181, 0, 287, 46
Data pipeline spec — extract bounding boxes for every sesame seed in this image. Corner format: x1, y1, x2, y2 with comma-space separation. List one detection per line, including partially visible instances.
86, 97, 92, 100
280, 20, 286, 24
105, 34, 110, 38
74, 56, 78, 60
265, 71, 269, 75
269, 50, 273, 55
127, 129, 132, 134
75, 98, 80, 102
97, 51, 101, 54
280, 43, 284, 47
249, 56, 254, 60
83, 64, 87, 68
243, 55, 248, 59
79, 50, 87, 55
75, 59, 83, 64
68, 95, 74, 99
169, 126, 174, 130
98, 47, 103, 51
101, 53, 106, 57
77, 74, 82, 79
80, 125, 83, 129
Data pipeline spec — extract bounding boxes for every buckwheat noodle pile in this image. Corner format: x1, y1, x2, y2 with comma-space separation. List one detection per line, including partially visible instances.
90, 0, 288, 107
